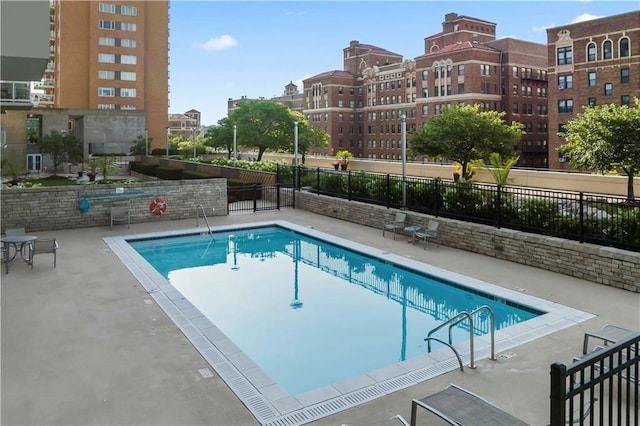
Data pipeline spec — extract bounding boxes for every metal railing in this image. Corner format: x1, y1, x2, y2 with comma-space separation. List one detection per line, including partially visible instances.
195, 204, 213, 237
278, 165, 640, 252
227, 184, 294, 214
550, 333, 639, 425
425, 305, 496, 369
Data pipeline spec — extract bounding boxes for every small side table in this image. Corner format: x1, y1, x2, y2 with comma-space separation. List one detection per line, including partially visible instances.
583, 324, 635, 354
403, 225, 420, 244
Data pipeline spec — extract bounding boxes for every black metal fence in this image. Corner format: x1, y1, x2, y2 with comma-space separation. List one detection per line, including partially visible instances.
549, 333, 639, 425
277, 165, 640, 252
227, 184, 294, 214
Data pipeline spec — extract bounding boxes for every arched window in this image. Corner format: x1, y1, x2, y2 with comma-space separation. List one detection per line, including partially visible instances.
603, 40, 613, 60
587, 42, 596, 62
619, 37, 630, 57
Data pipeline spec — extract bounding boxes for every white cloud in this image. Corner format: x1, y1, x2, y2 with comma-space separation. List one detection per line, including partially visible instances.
572, 13, 601, 23
293, 74, 312, 89
531, 25, 550, 33
193, 34, 237, 51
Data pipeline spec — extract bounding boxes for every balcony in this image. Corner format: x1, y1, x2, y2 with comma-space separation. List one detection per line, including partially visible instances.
1, 81, 35, 110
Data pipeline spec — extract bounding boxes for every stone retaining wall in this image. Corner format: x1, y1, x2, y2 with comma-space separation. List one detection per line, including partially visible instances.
297, 191, 640, 292
0, 180, 227, 233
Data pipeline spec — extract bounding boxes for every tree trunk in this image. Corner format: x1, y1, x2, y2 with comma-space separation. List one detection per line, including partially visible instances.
627, 170, 636, 202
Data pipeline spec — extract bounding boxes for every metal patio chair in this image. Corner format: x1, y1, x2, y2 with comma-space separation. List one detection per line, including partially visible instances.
28, 238, 58, 269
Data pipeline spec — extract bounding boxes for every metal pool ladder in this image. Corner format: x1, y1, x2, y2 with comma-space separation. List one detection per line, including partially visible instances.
196, 204, 214, 238
424, 305, 496, 370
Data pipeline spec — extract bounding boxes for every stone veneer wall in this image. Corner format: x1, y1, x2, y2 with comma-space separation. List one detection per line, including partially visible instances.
297, 191, 640, 293
0, 180, 227, 233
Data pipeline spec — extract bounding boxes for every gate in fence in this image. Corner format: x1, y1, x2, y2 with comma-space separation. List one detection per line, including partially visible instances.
227, 184, 294, 213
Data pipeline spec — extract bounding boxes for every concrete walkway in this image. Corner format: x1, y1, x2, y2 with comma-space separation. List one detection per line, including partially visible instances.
2, 209, 638, 426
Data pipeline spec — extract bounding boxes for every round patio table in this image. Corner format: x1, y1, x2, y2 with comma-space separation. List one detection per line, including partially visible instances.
1, 235, 38, 263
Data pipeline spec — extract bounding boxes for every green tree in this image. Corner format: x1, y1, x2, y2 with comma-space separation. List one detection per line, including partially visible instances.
129, 134, 152, 156
291, 111, 329, 164
37, 130, 82, 176
409, 104, 524, 180
228, 99, 298, 161
204, 118, 235, 159
472, 153, 520, 185
559, 100, 640, 202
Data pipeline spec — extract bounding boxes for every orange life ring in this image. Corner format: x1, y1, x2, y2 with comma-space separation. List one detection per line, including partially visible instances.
150, 198, 167, 215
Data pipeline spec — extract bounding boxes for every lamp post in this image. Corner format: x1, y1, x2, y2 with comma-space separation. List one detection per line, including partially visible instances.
293, 121, 298, 189
192, 126, 197, 159
233, 124, 237, 163
165, 127, 170, 159
401, 113, 407, 208
144, 128, 148, 157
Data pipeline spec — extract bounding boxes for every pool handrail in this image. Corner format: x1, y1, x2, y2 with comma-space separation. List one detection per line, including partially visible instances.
196, 204, 213, 238
425, 305, 497, 369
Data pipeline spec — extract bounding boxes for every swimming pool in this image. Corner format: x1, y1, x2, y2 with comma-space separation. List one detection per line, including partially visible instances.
105, 220, 593, 425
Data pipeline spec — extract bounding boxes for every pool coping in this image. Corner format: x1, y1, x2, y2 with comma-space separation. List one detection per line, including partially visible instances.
104, 220, 595, 426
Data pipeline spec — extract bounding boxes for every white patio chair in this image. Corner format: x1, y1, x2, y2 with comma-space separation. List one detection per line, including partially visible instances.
413, 219, 440, 249
110, 206, 130, 230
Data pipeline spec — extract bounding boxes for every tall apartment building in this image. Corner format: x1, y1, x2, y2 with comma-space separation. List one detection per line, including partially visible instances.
302, 13, 550, 166
546, 10, 640, 169
32, 0, 168, 155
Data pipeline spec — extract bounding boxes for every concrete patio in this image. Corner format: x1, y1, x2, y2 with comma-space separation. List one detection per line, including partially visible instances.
2, 209, 638, 425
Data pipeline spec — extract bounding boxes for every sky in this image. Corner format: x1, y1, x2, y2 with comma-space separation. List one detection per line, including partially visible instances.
167, 1, 639, 126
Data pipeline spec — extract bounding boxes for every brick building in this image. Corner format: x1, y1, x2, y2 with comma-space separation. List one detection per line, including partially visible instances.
29, 0, 169, 154
546, 10, 640, 169
302, 13, 550, 166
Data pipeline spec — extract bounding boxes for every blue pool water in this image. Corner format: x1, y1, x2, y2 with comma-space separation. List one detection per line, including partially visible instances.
129, 225, 542, 395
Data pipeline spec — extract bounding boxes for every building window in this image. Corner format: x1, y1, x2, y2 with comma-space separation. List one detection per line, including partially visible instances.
588, 97, 596, 107
120, 104, 136, 110
512, 103, 519, 113
422, 105, 428, 116
99, 20, 115, 30
99, 3, 116, 13
120, 22, 136, 31
619, 37, 630, 57
621, 95, 630, 106
458, 83, 464, 94
338, 86, 343, 95
98, 53, 115, 63
338, 100, 343, 107
120, 71, 136, 81
588, 72, 596, 87
421, 70, 428, 80
98, 103, 115, 110
120, 38, 137, 48
557, 46, 572, 65
98, 70, 115, 79
587, 42, 596, 62
120, 55, 137, 65
480, 64, 490, 76
98, 87, 115, 97
120, 5, 137, 16
602, 40, 613, 60
512, 66, 518, 77
620, 68, 629, 84
456, 64, 464, 76
558, 99, 573, 113
558, 75, 572, 89
512, 84, 518, 94
604, 83, 613, 96
99, 36, 115, 46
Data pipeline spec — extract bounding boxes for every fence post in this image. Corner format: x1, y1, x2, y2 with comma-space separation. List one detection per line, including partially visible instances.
435, 178, 441, 216
496, 184, 502, 229
579, 192, 584, 243
348, 170, 352, 201
276, 183, 281, 210
316, 168, 320, 195
386, 174, 391, 208
549, 362, 567, 426
253, 184, 258, 212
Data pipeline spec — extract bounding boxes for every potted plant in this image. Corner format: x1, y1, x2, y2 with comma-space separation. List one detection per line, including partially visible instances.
86, 159, 98, 182
335, 150, 353, 171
